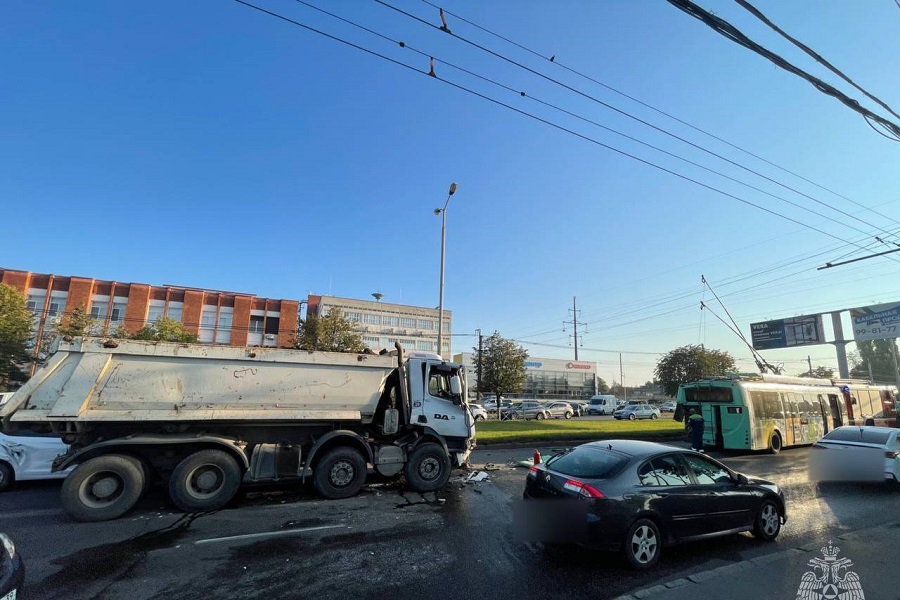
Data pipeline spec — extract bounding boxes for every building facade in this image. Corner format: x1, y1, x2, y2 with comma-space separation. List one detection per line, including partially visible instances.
453, 352, 598, 401
307, 295, 451, 356
0, 269, 300, 362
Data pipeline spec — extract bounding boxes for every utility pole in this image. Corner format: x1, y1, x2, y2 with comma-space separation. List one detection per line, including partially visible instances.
807, 355, 813, 376
563, 296, 586, 361
620, 353, 626, 402
476, 328, 483, 404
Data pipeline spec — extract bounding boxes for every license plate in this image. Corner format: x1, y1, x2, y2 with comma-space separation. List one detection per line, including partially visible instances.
1, 589, 16, 600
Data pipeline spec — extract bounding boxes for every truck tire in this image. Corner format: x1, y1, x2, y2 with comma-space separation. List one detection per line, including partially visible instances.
405, 443, 451, 493
169, 450, 242, 513
61, 454, 145, 522
313, 447, 367, 500
0, 463, 13, 492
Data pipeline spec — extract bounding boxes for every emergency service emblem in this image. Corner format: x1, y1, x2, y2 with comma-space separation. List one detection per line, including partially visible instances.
795, 541, 864, 600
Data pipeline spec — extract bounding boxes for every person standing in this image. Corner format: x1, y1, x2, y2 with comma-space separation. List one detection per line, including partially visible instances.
687, 408, 705, 453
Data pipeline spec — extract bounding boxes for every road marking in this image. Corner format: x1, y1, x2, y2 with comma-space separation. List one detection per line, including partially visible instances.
194, 524, 346, 546
0, 508, 66, 520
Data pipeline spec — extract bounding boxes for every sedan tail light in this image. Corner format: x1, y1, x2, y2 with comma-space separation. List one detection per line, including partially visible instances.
886, 450, 899, 459
527, 466, 539, 479
563, 478, 605, 499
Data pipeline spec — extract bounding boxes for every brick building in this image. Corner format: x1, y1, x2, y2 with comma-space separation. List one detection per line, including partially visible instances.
0, 269, 300, 361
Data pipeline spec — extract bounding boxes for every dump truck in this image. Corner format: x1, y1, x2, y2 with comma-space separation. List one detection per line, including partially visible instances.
0, 337, 475, 521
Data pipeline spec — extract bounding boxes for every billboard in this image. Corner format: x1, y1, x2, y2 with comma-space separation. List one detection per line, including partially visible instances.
751, 315, 826, 350
850, 302, 900, 342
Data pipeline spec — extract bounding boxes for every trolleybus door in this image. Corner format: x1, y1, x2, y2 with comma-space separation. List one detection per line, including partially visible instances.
827, 394, 843, 427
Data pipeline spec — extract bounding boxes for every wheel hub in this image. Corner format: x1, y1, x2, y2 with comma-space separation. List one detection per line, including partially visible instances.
419, 457, 440, 480
92, 476, 119, 499
330, 461, 354, 487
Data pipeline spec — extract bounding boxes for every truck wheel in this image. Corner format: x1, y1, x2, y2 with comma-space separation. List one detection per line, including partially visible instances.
313, 447, 367, 500
169, 450, 242, 513
0, 463, 13, 492
405, 443, 451, 493
61, 455, 145, 522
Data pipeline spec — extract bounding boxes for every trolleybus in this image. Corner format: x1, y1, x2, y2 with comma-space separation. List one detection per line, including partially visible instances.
675, 373, 899, 453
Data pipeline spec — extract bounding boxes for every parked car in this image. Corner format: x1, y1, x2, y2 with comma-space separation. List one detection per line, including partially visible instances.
0, 533, 23, 598
612, 401, 643, 419
659, 401, 677, 413
575, 401, 590, 417
468, 403, 488, 421
543, 401, 575, 420
522, 440, 785, 569
507, 401, 551, 421
808, 426, 900, 484
587, 395, 619, 416
615, 403, 661, 421
0, 431, 72, 491
481, 396, 506, 411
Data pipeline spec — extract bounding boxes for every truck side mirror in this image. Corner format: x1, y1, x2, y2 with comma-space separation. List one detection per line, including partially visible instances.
450, 376, 461, 396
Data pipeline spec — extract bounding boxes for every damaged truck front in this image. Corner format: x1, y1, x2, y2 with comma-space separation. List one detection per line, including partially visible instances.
0, 338, 475, 521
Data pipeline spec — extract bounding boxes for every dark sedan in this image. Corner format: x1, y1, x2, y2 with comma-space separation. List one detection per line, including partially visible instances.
520, 440, 786, 569
0, 533, 24, 598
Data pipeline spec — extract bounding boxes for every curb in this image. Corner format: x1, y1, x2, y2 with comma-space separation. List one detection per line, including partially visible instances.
612, 520, 900, 600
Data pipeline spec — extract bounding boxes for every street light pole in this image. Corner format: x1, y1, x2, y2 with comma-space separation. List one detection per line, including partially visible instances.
435, 182, 457, 356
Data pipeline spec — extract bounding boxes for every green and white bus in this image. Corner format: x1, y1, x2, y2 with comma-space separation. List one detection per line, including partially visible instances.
675, 374, 899, 453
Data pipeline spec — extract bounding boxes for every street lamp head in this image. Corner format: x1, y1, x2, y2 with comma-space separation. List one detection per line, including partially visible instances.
448, 182, 458, 196
433, 208, 442, 215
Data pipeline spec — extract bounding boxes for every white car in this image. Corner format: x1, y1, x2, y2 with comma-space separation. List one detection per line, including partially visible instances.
0, 432, 71, 491
468, 403, 488, 421
809, 426, 900, 484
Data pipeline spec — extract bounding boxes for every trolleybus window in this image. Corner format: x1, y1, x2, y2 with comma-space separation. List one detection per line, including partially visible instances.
684, 387, 733, 403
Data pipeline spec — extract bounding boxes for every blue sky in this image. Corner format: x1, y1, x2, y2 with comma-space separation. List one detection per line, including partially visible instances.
2, 1, 899, 386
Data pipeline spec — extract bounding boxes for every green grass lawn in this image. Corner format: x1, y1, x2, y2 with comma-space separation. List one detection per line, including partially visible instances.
473, 418, 684, 444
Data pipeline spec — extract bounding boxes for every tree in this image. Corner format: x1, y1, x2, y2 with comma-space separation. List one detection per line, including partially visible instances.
473, 332, 527, 418
850, 339, 899, 383
56, 306, 95, 339
294, 309, 365, 352
596, 377, 610, 394
0, 284, 33, 390
799, 366, 834, 379
654, 344, 736, 397
132, 317, 198, 343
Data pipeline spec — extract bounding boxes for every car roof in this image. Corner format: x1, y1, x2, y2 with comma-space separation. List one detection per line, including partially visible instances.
578, 439, 681, 457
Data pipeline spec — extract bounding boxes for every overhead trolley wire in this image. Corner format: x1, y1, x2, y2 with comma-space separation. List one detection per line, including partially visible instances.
293, 0, 888, 242
375, 0, 900, 239
734, 0, 900, 123
416, 0, 900, 228
666, 0, 900, 141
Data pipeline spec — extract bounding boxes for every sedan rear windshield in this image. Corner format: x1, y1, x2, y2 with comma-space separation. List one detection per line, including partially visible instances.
546, 447, 628, 479
823, 428, 891, 445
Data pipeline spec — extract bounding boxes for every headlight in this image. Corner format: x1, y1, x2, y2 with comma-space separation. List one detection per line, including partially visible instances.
0, 534, 15, 559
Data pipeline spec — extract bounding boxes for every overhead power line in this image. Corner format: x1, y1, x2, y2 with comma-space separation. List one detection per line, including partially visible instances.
417, 0, 900, 228
236, 0, 883, 254
667, 0, 900, 141
294, 0, 891, 241
734, 0, 900, 123
374, 0, 900, 239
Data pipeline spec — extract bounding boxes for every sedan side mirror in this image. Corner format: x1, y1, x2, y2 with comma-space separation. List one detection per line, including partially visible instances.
733, 473, 749, 485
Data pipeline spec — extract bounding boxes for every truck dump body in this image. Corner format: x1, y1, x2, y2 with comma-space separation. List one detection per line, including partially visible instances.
2, 338, 399, 426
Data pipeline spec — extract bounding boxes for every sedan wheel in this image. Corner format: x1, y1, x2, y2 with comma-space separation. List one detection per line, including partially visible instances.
752, 500, 782, 541
624, 519, 661, 569
628, 413, 636, 421
651, 413, 658, 420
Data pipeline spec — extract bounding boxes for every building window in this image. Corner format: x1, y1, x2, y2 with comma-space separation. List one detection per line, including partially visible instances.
89, 302, 107, 320
383, 316, 400, 327
199, 307, 216, 343
167, 304, 183, 323
418, 319, 433, 330
26, 293, 46, 315
417, 341, 433, 351
400, 317, 417, 328
363, 336, 381, 346
249, 316, 264, 334
264, 316, 280, 335
345, 312, 362, 323
147, 305, 165, 324
109, 302, 127, 329
216, 308, 233, 344
363, 313, 381, 325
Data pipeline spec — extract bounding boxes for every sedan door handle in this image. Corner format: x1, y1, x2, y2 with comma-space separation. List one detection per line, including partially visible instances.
656, 492, 670, 498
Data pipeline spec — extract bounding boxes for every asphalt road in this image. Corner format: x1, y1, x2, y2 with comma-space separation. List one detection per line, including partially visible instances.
3, 444, 898, 600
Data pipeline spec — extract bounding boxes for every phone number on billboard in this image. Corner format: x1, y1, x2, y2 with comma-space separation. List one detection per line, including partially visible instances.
855, 326, 898, 336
